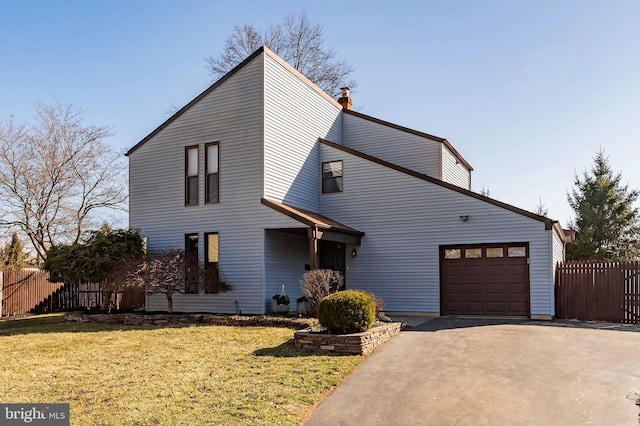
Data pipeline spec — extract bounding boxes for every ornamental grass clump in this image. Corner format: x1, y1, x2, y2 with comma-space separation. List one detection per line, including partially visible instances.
317, 290, 376, 334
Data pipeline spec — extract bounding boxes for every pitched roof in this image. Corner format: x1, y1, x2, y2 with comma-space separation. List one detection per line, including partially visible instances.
261, 198, 365, 237
343, 109, 473, 171
319, 138, 564, 241
125, 47, 266, 157
125, 46, 342, 157
126, 45, 471, 174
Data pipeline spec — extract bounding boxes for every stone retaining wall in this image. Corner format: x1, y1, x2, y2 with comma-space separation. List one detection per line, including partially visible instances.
64, 312, 317, 329
294, 322, 405, 356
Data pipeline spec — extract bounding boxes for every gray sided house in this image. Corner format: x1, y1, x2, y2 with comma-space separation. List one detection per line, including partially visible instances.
126, 46, 565, 319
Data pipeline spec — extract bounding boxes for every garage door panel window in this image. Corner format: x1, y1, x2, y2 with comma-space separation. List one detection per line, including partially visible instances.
486, 248, 504, 258
465, 248, 482, 258
508, 247, 526, 257
444, 249, 461, 259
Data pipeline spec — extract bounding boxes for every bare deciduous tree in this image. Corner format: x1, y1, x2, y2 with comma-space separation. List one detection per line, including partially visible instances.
127, 249, 190, 313
0, 100, 127, 262
206, 11, 356, 96
299, 269, 344, 315
128, 249, 232, 313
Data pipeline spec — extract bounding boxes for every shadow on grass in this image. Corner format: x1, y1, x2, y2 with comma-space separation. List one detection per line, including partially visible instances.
253, 340, 311, 358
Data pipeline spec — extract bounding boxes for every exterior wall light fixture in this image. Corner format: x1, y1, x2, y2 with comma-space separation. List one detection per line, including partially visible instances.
351, 248, 357, 257
459, 215, 470, 222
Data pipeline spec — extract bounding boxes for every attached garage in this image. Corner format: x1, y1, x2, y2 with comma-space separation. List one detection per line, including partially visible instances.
441, 243, 530, 317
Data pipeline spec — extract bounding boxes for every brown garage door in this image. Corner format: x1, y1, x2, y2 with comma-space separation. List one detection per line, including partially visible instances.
441, 243, 530, 317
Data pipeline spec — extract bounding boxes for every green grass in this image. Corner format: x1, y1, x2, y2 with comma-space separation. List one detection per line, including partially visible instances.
0, 314, 362, 425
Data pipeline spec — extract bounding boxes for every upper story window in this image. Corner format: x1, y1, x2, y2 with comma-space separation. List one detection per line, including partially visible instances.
185, 146, 198, 206
205, 142, 219, 203
322, 160, 343, 193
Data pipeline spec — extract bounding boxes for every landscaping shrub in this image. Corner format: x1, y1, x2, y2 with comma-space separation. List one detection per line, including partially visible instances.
300, 269, 344, 315
356, 289, 386, 313
317, 290, 376, 334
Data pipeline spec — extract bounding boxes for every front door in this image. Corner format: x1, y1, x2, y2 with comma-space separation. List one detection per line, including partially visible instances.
319, 241, 346, 289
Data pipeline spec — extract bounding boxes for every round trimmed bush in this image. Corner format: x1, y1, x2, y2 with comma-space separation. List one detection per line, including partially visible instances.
317, 290, 376, 334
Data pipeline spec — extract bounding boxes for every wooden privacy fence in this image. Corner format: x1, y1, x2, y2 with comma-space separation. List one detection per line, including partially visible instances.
555, 261, 640, 324
1, 270, 64, 316
1, 270, 145, 316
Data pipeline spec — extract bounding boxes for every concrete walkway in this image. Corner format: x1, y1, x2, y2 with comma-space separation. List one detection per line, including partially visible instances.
304, 317, 640, 425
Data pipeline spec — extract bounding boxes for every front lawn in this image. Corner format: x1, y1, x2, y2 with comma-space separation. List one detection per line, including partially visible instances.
0, 314, 362, 425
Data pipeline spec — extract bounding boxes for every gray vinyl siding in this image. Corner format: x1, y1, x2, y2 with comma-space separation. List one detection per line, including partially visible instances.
264, 230, 309, 312
319, 143, 556, 315
342, 113, 442, 178
263, 53, 342, 211
441, 144, 471, 189
130, 53, 301, 314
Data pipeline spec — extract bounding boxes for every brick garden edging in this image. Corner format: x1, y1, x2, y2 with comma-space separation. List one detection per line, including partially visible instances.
64, 312, 318, 329
294, 322, 406, 356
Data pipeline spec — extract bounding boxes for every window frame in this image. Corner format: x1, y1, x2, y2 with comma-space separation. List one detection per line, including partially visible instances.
185, 145, 199, 206
204, 232, 220, 293
322, 160, 343, 194
184, 233, 200, 294
205, 142, 220, 204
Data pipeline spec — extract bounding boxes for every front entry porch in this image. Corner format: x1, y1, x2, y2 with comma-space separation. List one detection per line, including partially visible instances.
261, 198, 364, 312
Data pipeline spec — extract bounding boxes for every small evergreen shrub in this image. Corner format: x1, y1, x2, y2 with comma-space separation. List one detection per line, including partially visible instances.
317, 290, 376, 334
356, 290, 386, 312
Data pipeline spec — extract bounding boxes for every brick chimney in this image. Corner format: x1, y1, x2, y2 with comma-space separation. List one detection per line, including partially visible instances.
337, 86, 352, 111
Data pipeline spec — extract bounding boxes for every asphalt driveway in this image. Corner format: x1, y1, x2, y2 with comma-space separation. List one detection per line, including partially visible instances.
304, 317, 640, 425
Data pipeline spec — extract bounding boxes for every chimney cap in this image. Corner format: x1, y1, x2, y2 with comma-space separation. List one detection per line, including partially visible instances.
340, 86, 351, 91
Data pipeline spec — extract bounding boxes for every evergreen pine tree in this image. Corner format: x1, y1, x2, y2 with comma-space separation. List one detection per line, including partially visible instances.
567, 149, 640, 260
4, 233, 24, 270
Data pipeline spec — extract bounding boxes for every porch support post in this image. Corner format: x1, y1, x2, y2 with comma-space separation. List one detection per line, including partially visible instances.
308, 227, 319, 270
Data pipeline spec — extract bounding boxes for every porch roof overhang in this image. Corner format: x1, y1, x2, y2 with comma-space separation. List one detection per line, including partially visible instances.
261, 198, 364, 245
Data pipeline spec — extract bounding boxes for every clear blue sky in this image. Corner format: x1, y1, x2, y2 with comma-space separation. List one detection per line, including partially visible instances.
2, 0, 639, 227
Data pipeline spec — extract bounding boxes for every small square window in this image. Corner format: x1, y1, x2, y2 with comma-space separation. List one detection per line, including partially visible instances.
322, 161, 343, 193
508, 247, 526, 257
486, 248, 504, 258
444, 249, 461, 259
465, 248, 482, 258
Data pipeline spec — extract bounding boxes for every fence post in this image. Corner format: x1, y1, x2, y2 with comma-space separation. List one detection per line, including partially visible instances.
0, 271, 3, 316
